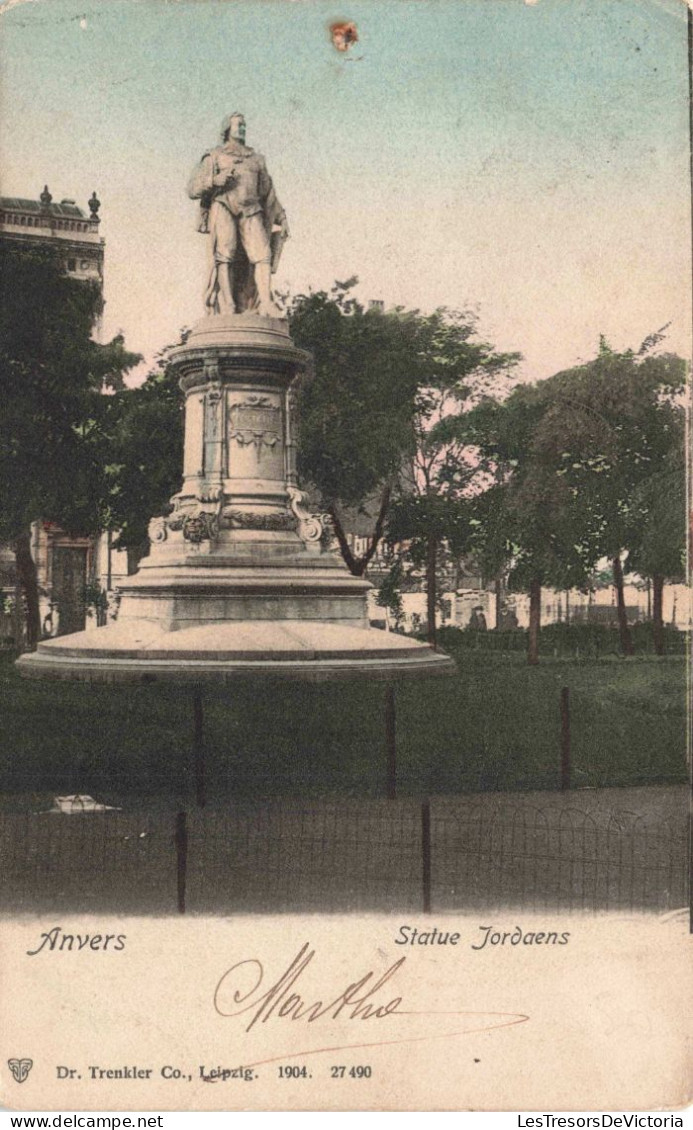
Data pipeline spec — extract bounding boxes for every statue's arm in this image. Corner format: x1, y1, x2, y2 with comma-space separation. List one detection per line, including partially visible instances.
187, 153, 215, 200
259, 158, 288, 235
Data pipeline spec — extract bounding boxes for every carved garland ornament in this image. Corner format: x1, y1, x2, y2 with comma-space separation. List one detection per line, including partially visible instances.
228, 395, 281, 451
154, 486, 326, 543
224, 509, 297, 531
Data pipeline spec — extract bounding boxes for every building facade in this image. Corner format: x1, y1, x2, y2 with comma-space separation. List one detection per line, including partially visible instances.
1, 187, 104, 285
1, 188, 108, 641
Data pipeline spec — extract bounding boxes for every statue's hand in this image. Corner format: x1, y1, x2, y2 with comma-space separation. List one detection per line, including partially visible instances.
212, 169, 235, 188
279, 214, 290, 239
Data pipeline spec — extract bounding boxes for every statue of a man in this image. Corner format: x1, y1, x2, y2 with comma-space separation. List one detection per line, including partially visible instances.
188, 112, 289, 317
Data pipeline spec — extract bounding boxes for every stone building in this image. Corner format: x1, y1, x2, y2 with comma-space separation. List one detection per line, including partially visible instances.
1, 188, 109, 641
0, 186, 104, 287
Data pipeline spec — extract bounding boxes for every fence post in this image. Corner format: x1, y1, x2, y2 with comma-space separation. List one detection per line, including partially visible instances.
192, 689, 206, 808
385, 685, 397, 799
560, 686, 571, 790
175, 811, 187, 914
421, 800, 432, 913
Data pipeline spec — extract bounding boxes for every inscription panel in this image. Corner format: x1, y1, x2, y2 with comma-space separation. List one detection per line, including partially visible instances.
227, 392, 284, 482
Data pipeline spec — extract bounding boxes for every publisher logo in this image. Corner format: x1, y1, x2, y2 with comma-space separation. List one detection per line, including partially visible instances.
8, 1058, 33, 1083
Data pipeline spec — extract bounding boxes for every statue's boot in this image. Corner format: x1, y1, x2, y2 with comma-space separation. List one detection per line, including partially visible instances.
254, 260, 282, 317
216, 262, 236, 313
203, 264, 219, 313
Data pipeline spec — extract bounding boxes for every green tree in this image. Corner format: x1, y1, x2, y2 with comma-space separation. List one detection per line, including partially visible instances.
463, 342, 686, 662
386, 494, 477, 643
104, 345, 185, 567
404, 324, 520, 643
463, 387, 596, 663
0, 243, 140, 648
527, 345, 686, 656
288, 281, 422, 575
625, 418, 686, 654
288, 283, 519, 599
373, 553, 405, 629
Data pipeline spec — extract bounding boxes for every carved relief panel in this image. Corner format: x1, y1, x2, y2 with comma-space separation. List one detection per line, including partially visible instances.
226, 392, 285, 482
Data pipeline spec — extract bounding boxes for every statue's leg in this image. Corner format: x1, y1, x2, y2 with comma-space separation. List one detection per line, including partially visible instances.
234, 243, 256, 312
213, 207, 238, 313
241, 216, 280, 317
216, 262, 235, 312
254, 261, 278, 316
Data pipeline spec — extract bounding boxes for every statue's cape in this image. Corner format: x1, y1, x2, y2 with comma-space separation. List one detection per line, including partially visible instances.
191, 143, 287, 272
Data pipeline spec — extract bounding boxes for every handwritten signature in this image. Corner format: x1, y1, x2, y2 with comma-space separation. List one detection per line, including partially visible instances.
213, 943, 529, 1067
214, 942, 404, 1031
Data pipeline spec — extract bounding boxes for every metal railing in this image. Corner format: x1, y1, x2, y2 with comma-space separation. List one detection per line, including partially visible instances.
1, 797, 686, 916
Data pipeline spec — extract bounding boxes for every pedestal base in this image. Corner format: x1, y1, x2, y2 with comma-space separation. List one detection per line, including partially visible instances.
17, 313, 456, 685
17, 620, 455, 683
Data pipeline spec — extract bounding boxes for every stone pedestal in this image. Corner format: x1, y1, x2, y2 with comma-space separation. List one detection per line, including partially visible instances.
18, 315, 455, 683
117, 314, 372, 631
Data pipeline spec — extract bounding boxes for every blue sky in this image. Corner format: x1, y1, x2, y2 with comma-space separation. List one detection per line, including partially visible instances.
1, 0, 690, 380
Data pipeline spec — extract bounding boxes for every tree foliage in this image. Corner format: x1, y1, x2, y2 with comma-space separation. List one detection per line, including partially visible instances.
289, 282, 418, 509
0, 244, 140, 541
463, 341, 687, 660
387, 312, 520, 641
104, 348, 185, 558
288, 281, 519, 585
288, 282, 423, 573
0, 243, 140, 646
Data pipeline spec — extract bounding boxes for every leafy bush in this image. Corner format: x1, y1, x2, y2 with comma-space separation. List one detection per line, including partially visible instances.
434, 622, 686, 657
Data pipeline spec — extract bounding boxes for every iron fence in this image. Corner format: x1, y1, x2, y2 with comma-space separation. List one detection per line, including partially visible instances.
0, 796, 687, 916
431, 801, 687, 913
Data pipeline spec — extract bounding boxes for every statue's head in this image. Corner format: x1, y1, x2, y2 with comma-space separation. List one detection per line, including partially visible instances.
220, 112, 246, 145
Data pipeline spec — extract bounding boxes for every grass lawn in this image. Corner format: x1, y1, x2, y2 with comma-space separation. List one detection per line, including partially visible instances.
0, 649, 686, 808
